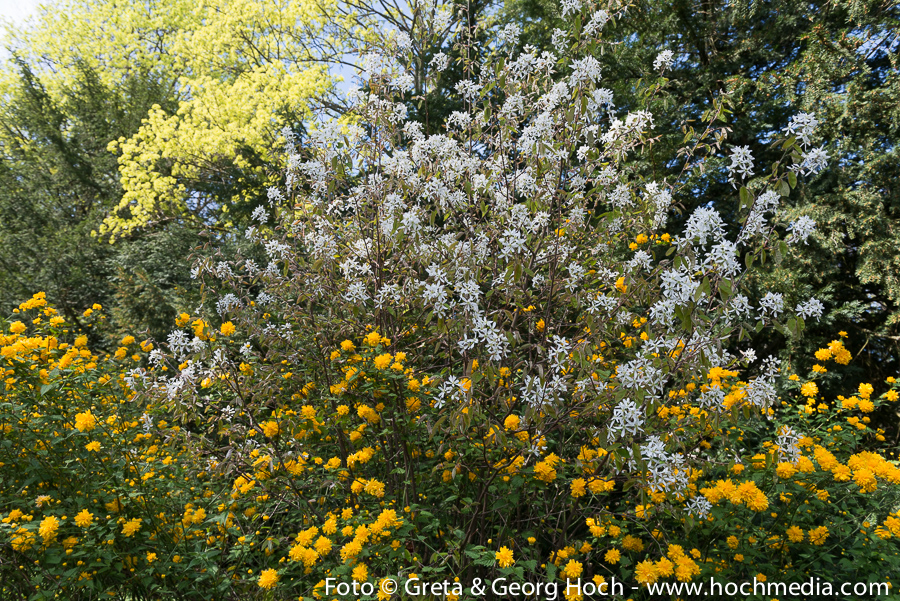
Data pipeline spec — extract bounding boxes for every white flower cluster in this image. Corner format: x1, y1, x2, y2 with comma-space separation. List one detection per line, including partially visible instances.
727, 145, 754, 184
640, 435, 689, 493
788, 215, 817, 245
652, 50, 674, 71
785, 112, 829, 176
776, 425, 803, 463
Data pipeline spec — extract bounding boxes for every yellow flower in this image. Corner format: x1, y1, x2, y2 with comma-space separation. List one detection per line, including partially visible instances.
776, 462, 797, 479
536, 319, 545, 332
373, 353, 392, 369
9, 321, 26, 334
86, 441, 101, 452
655, 557, 674, 578
39, 516, 60, 542
120, 335, 135, 345
341, 340, 355, 352
563, 560, 583, 579
604, 549, 620, 564
533, 460, 557, 483
122, 518, 142, 537
365, 331, 382, 346
340, 540, 362, 561
786, 526, 804, 543
495, 546, 514, 568
220, 322, 236, 336
832, 464, 852, 481
853, 468, 877, 493
74, 411, 97, 433
74, 510, 94, 528
634, 560, 659, 584
258, 568, 279, 589
351, 563, 368, 582
364, 479, 385, 498
146, 552, 157, 563
808, 526, 829, 546
570, 478, 586, 498
261, 421, 279, 438
800, 382, 818, 397
615, 276, 627, 294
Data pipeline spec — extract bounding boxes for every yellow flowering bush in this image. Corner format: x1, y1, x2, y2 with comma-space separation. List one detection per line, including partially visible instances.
0, 295, 261, 598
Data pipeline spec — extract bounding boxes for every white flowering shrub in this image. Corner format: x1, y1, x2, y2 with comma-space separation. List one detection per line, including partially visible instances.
107, 0, 900, 596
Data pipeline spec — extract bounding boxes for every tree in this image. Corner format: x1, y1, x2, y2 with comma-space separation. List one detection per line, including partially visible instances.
4, 0, 340, 241
0, 60, 170, 340
499, 0, 900, 392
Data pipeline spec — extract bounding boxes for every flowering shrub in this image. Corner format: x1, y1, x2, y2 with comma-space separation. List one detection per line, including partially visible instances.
3, 0, 900, 599
0, 295, 252, 599
3, 294, 899, 599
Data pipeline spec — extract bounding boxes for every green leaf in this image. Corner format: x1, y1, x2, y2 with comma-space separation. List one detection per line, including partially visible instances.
779, 179, 790, 197
739, 186, 751, 209
787, 171, 798, 188
718, 278, 732, 301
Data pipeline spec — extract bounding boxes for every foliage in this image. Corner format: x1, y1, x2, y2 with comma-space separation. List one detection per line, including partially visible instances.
3, 0, 339, 240
0, 58, 192, 346
499, 0, 900, 391
0, 295, 267, 599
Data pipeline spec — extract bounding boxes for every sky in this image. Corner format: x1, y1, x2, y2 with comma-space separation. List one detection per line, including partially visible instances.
0, 0, 39, 26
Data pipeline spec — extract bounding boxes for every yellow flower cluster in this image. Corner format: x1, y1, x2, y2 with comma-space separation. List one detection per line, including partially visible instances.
701, 479, 769, 512
635, 545, 701, 584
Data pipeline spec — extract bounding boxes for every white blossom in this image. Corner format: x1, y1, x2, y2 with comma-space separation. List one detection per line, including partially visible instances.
784, 112, 819, 148
795, 297, 824, 320
686, 495, 712, 518
788, 216, 816, 245
560, 0, 583, 17
776, 425, 802, 463
797, 146, 829, 176
498, 23, 521, 45
758, 292, 784, 318
653, 50, 674, 71
455, 80, 483, 100
583, 10, 609, 37
608, 398, 644, 440
727, 145, 755, 184
251, 205, 268, 223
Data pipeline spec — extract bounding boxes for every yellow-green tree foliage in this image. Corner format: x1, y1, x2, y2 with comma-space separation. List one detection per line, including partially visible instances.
3, 0, 340, 240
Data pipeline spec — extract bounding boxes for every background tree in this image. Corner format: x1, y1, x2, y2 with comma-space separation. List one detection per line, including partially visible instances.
0, 60, 191, 344
3, 0, 340, 241
501, 0, 900, 400
0, 0, 340, 342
